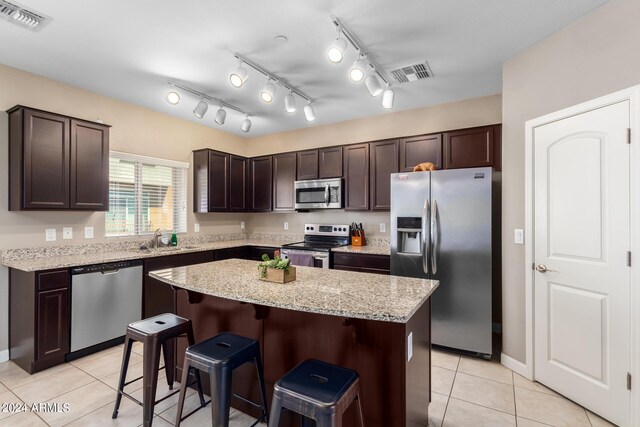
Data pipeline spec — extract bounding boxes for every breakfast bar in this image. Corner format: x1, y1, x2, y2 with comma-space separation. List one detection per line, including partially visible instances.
150, 258, 439, 427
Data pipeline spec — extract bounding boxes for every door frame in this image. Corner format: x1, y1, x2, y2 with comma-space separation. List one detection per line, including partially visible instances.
523, 85, 640, 426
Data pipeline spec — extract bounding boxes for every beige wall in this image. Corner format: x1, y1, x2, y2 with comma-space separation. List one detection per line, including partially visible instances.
501, 0, 640, 363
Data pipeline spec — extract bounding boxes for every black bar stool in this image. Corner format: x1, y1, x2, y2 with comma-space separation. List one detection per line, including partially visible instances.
112, 313, 207, 427
269, 359, 364, 427
174, 332, 269, 427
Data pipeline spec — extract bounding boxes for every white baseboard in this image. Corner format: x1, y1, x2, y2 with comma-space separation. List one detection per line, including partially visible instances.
501, 352, 529, 378
0, 349, 8, 363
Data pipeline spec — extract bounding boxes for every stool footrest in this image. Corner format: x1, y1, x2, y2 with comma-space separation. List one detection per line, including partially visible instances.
179, 399, 211, 423
233, 392, 263, 409
122, 365, 166, 388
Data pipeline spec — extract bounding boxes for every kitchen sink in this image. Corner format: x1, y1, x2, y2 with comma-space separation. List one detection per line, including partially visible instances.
133, 245, 199, 253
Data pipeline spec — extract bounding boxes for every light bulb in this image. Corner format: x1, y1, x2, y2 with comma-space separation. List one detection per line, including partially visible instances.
327, 37, 348, 63
285, 92, 297, 113
165, 91, 180, 105
229, 65, 248, 88
261, 81, 276, 104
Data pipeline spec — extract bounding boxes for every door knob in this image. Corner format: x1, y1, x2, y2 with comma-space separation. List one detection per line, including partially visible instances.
535, 264, 555, 273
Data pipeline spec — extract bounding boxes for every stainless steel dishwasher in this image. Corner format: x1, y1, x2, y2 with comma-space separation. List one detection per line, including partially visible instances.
70, 260, 143, 352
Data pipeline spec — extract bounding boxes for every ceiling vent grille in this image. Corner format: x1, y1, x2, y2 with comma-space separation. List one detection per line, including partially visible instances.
390, 61, 434, 84
0, 0, 51, 32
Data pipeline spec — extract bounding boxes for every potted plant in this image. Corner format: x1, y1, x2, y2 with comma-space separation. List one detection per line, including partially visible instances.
258, 253, 296, 283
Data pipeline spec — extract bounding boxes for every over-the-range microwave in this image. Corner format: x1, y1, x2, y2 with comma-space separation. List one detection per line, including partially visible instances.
294, 178, 343, 210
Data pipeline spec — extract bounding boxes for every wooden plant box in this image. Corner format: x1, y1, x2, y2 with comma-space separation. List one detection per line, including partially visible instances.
260, 266, 296, 283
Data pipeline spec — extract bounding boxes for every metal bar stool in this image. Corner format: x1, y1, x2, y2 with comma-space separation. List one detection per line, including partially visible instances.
269, 359, 365, 427
174, 332, 269, 427
112, 313, 207, 427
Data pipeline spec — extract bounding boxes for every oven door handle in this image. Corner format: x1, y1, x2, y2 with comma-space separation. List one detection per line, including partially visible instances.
325, 184, 330, 207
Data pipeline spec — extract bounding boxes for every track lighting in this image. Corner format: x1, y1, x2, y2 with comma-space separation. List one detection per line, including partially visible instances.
365, 71, 383, 97
229, 60, 248, 88
382, 87, 394, 109
285, 91, 297, 113
214, 107, 226, 125
165, 90, 180, 105
193, 99, 208, 119
241, 115, 252, 132
349, 56, 366, 82
303, 103, 316, 122
261, 79, 276, 104
327, 32, 348, 63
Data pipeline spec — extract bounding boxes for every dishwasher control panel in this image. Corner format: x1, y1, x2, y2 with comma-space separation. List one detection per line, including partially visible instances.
72, 260, 143, 274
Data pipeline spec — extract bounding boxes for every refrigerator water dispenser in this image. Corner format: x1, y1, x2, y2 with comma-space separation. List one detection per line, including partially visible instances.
397, 217, 422, 254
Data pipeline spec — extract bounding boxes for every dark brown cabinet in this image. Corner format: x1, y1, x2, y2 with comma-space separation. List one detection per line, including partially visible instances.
332, 252, 390, 275
370, 140, 399, 211
343, 143, 370, 211
249, 246, 278, 260
444, 125, 499, 169
249, 156, 273, 212
399, 134, 442, 171
214, 246, 250, 260
10, 268, 71, 373
230, 155, 248, 211
193, 149, 230, 212
8, 106, 110, 211
319, 146, 343, 178
273, 153, 297, 211
296, 150, 319, 180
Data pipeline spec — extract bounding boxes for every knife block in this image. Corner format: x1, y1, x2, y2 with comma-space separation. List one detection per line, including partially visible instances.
352, 231, 366, 246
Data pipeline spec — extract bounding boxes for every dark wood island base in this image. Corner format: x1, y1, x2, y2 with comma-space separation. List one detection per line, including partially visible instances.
173, 290, 431, 427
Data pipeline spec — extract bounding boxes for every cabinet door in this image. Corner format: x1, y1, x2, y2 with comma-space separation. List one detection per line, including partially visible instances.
344, 144, 370, 210
319, 146, 343, 178
370, 140, 399, 211
273, 153, 297, 211
37, 288, 69, 363
296, 150, 318, 180
444, 125, 496, 169
214, 246, 250, 261
399, 134, 442, 171
229, 155, 248, 211
23, 109, 70, 209
249, 156, 273, 212
70, 120, 109, 210
207, 150, 230, 211
192, 150, 209, 213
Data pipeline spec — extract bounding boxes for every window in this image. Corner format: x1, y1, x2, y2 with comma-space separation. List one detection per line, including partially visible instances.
106, 152, 188, 237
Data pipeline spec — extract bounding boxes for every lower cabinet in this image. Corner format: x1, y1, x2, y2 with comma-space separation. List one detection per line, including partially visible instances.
332, 252, 390, 275
249, 246, 278, 260
9, 268, 70, 373
214, 246, 250, 261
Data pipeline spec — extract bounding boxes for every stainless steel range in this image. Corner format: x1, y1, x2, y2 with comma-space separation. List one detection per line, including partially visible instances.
281, 224, 351, 269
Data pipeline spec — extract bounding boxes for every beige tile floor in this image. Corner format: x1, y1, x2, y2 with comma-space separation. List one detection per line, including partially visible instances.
0, 345, 618, 426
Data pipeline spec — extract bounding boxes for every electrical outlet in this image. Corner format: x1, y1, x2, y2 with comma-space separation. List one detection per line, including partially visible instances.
284, 222, 289, 230
45, 229, 56, 242
194, 223, 200, 232
84, 227, 94, 239
514, 229, 524, 245
240, 221, 245, 230
379, 222, 386, 233
63, 227, 73, 240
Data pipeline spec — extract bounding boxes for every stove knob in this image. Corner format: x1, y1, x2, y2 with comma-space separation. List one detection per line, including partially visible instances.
333, 227, 337, 231
306, 226, 309, 230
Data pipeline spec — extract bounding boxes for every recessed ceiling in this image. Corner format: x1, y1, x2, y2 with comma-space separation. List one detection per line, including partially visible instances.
0, 0, 608, 136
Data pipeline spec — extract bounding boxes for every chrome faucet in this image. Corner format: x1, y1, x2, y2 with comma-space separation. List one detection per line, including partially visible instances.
152, 228, 163, 249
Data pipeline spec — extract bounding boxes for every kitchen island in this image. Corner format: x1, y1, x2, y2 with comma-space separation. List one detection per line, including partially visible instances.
150, 259, 439, 426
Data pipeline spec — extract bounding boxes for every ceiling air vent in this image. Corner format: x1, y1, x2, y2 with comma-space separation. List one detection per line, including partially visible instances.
0, 0, 52, 32
390, 61, 434, 84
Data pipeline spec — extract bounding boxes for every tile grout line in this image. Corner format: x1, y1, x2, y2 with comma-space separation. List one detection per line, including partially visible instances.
439, 355, 460, 426
512, 371, 518, 426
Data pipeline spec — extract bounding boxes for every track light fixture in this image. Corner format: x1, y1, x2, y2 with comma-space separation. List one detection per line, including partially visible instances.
327, 27, 348, 63
285, 90, 297, 113
165, 90, 180, 105
166, 81, 253, 132
329, 16, 394, 108
229, 59, 248, 88
261, 78, 276, 104
303, 103, 316, 122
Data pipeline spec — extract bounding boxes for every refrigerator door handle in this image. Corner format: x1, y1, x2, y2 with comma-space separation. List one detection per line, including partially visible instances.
422, 197, 430, 274
431, 198, 439, 275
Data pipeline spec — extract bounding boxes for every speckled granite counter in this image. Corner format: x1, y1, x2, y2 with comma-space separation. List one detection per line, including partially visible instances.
332, 244, 390, 256
1, 240, 283, 272
149, 258, 437, 323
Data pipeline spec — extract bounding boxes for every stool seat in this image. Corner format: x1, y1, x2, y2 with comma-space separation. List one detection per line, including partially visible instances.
187, 332, 258, 369
128, 313, 191, 337
276, 359, 359, 406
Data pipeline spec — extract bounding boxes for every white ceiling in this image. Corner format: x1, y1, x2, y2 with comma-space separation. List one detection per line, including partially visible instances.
0, 0, 607, 136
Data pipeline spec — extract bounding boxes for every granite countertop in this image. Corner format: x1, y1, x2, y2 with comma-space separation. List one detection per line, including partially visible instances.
149, 259, 438, 323
332, 245, 391, 256
1, 240, 282, 272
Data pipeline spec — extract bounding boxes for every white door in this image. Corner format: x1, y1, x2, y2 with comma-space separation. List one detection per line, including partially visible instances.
533, 100, 630, 426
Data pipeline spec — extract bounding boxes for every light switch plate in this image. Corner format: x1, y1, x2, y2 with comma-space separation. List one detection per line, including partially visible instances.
379, 222, 386, 233
240, 221, 245, 230
45, 229, 56, 242
63, 227, 73, 240
407, 332, 413, 362
84, 227, 94, 239
194, 223, 200, 232
514, 229, 524, 245
284, 222, 289, 230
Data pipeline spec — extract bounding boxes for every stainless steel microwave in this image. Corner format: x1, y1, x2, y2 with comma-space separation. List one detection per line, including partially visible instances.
294, 178, 343, 209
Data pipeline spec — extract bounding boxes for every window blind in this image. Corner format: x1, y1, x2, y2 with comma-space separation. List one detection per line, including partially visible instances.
106, 152, 188, 237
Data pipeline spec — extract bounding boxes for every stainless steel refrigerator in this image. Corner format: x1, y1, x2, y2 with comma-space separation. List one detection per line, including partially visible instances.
391, 167, 499, 357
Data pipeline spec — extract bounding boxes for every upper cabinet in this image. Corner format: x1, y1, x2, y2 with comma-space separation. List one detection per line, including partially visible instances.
249, 156, 273, 212
318, 146, 343, 179
273, 152, 297, 211
229, 155, 248, 211
8, 106, 110, 211
193, 149, 247, 212
370, 139, 399, 211
399, 134, 442, 171
344, 143, 370, 211
443, 125, 500, 170
296, 150, 319, 180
